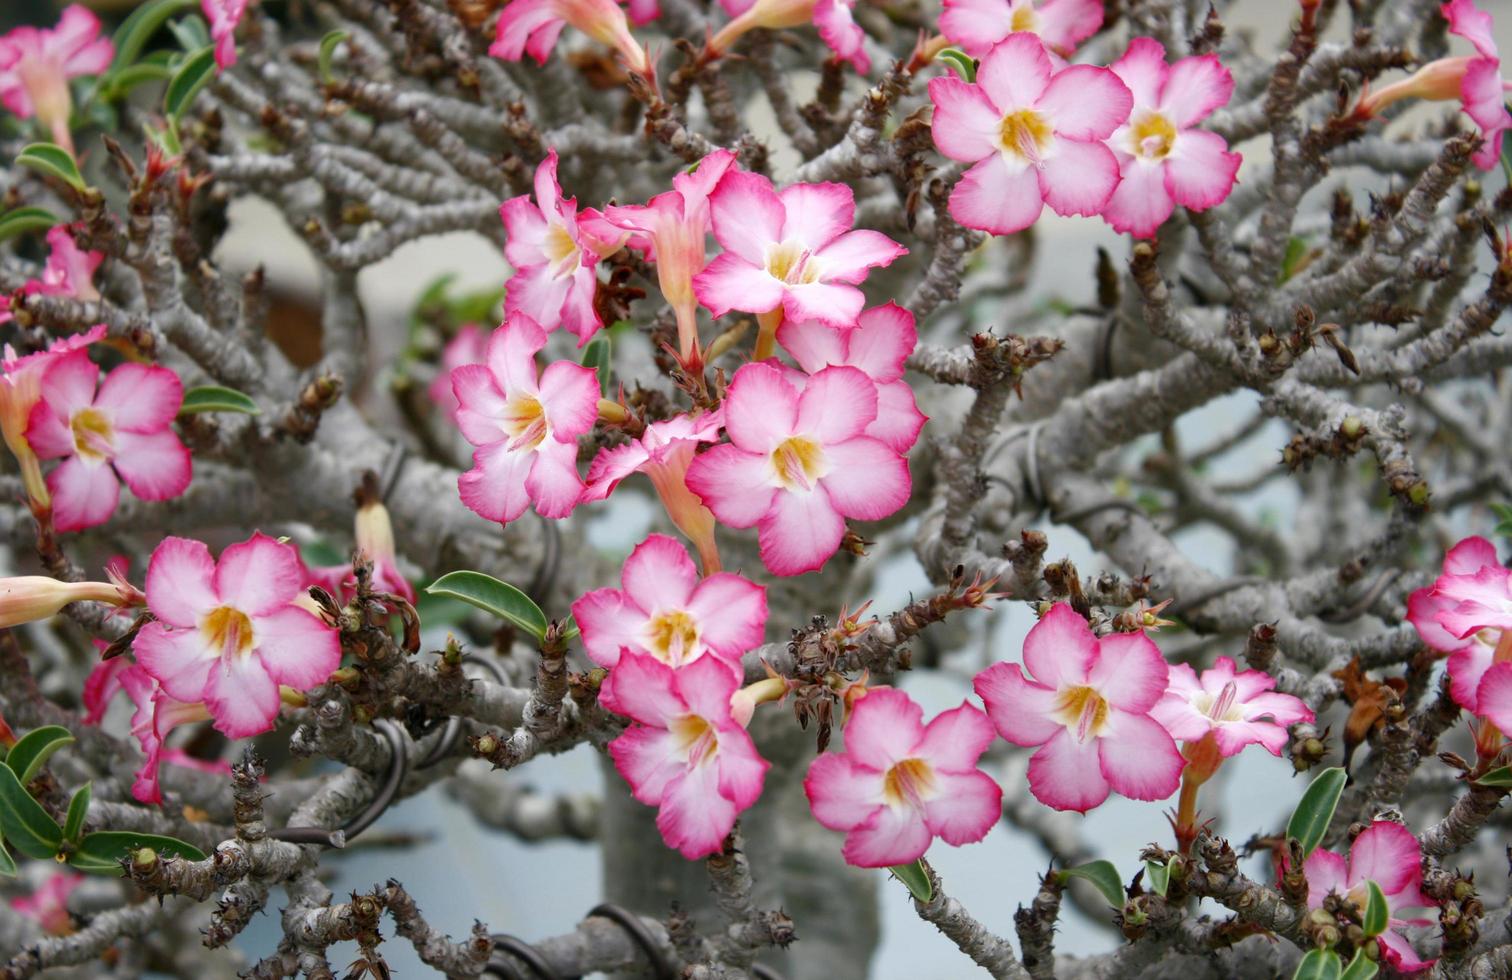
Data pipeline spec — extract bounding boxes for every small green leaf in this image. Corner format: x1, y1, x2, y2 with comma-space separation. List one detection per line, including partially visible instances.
108, 0, 199, 75
0, 837, 16, 877
1339, 950, 1379, 980
1056, 860, 1125, 908
15, 143, 87, 193
1279, 236, 1311, 284
99, 58, 176, 102
178, 385, 261, 415
1293, 948, 1343, 980
425, 571, 548, 641
1287, 766, 1347, 859
164, 46, 216, 122
1361, 880, 1388, 938
0, 764, 62, 860
889, 859, 932, 903
70, 831, 206, 875
581, 336, 612, 395
0, 207, 61, 243
1144, 858, 1171, 898
1476, 765, 1512, 787
6, 725, 75, 785
63, 783, 91, 844
318, 31, 349, 84
936, 47, 976, 83
167, 15, 211, 53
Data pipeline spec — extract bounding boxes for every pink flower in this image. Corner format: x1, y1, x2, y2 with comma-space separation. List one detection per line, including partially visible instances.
0, 325, 106, 513
428, 325, 488, 421
692, 172, 906, 331
1301, 822, 1436, 973
133, 533, 341, 740
685, 362, 910, 576
929, 32, 1133, 236
308, 497, 416, 604
804, 688, 1001, 867
451, 314, 599, 524
1407, 536, 1512, 731
974, 602, 1182, 812
82, 652, 131, 725
1101, 38, 1240, 238
1151, 656, 1313, 758
601, 651, 769, 859
490, 0, 650, 77
202, 0, 249, 69
708, 0, 869, 70
583, 410, 726, 572
0, 5, 112, 155
571, 533, 766, 670
0, 227, 103, 330
94, 660, 211, 804
0, 575, 131, 630
10, 873, 83, 936
938, 0, 1102, 60
26, 352, 192, 532
501, 152, 609, 346
603, 149, 736, 363
775, 302, 927, 453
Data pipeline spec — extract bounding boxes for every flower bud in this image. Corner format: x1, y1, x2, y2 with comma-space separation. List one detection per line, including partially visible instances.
0, 576, 131, 629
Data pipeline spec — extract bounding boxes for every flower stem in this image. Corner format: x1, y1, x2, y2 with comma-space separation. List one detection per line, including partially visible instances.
754, 308, 783, 361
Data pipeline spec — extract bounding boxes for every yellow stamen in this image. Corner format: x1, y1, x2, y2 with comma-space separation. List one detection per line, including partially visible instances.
1129, 110, 1178, 160
201, 606, 255, 659
70, 408, 114, 462
645, 609, 700, 665
882, 758, 937, 808
669, 714, 719, 766
502, 394, 550, 452
1054, 685, 1109, 742
770, 436, 826, 492
999, 109, 1053, 167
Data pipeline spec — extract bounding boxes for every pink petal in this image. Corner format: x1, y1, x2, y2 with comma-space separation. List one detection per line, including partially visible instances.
46, 456, 118, 532
1086, 631, 1168, 712
974, 662, 1062, 745
214, 532, 304, 617
582, 441, 649, 501
937, 0, 1014, 58
1241, 690, 1313, 728
805, 754, 884, 831
1039, 138, 1122, 217
1034, 0, 1102, 53
715, 728, 768, 809
812, 230, 907, 284
622, 533, 698, 610
1212, 719, 1288, 757
1097, 710, 1183, 802
506, 266, 579, 341
1444, 0, 1499, 59
686, 445, 777, 528
844, 303, 915, 381
1477, 662, 1512, 732
53, 6, 113, 74
657, 762, 738, 859
977, 32, 1053, 111
1165, 129, 1240, 211
796, 365, 876, 444
501, 195, 550, 267
843, 688, 925, 770
867, 381, 927, 453
916, 701, 997, 771
924, 769, 1001, 845
488, 314, 549, 396
757, 487, 846, 576
670, 653, 742, 722
1347, 822, 1423, 900
557, 265, 603, 345
1102, 158, 1175, 238
1161, 54, 1234, 127
724, 362, 800, 452
1109, 36, 1168, 107
39, 350, 98, 419
685, 573, 767, 658
950, 155, 1045, 236
532, 150, 563, 216
709, 171, 785, 264
459, 440, 533, 524
1303, 848, 1349, 906
1148, 697, 1215, 744
1447, 643, 1493, 712
1377, 929, 1434, 974
842, 801, 933, 867
1461, 57, 1510, 171
1444, 536, 1501, 575
571, 588, 646, 668
144, 536, 219, 626
1039, 65, 1132, 140
94, 363, 183, 431
203, 651, 280, 739
692, 252, 786, 318
132, 625, 214, 704
1022, 602, 1096, 688
599, 650, 686, 726
452, 364, 511, 446
523, 439, 585, 519
251, 605, 340, 691
111, 429, 191, 502
818, 437, 910, 521
813, 0, 868, 72
929, 75, 1005, 162
25, 398, 72, 461
778, 182, 855, 252
609, 724, 686, 805
1027, 728, 1110, 812
776, 317, 847, 374
537, 361, 600, 440
782, 281, 865, 328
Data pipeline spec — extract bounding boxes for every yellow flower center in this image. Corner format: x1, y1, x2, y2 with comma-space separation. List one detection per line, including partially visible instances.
1010, 6, 1038, 32
645, 609, 701, 666
770, 436, 827, 492
882, 757, 938, 808
1129, 110, 1178, 160
70, 407, 114, 462
201, 605, 255, 659
1055, 685, 1110, 742
999, 109, 1053, 166
543, 223, 581, 278
502, 394, 550, 452
669, 713, 719, 766
765, 241, 822, 285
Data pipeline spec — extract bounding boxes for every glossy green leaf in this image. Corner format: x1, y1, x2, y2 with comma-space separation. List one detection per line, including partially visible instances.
63, 783, 91, 844
1286, 766, 1347, 858
99, 58, 175, 102
70, 830, 206, 875
425, 571, 548, 641
1360, 880, 1388, 938
6, 725, 75, 785
1476, 765, 1512, 787
1293, 948, 1343, 980
1144, 858, 1171, 898
889, 859, 932, 903
581, 336, 611, 395
1279, 236, 1311, 284
1339, 950, 1379, 980
0, 837, 16, 877
936, 47, 976, 83
0, 207, 60, 243
15, 144, 87, 193
167, 15, 211, 53
1056, 860, 1124, 908
319, 31, 349, 83
0, 764, 62, 860
178, 385, 261, 415
108, 0, 199, 74
164, 46, 216, 122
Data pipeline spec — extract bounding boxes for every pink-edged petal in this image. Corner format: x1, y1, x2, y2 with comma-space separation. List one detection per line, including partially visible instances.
669, 653, 742, 722
1102, 158, 1175, 238
715, 728, 768, 809
937, 0, 1014, 58
1097, 710, 1182, 801
782, 282, 865, 328
976, 32, 1053, 111
94, 363, 182, 431
686, 446, 778, 528
796, 365, 876, 444
709, 171, 785, 264
917, 701, 996, 770
1445, 536, 1501, 575
844, 303, 915, 381
1211, 719, 1288, 757
537, 361, 600, 439
657, 762, 738, 859
867, 381, 927, 453
1022, 602, 1096, 688
532, 150, 563, 216
133, 624, 215, 702
757, 487, 846, 576
582, 441, 649, 502
1149, 697, 1215, 743
622, 533, 698, 610
1476, 662, 1512, 732
609, 725, 686, 805
950, 155, 1044, 236
842, 801, 933, 867
524, 439, 585, 519
778, 182, 855, 252
625, 0, 659, 26
1040, 139, 1122, 218
818, 437, 910, 521
805, 753, 884, 830
1039, 65, 1133, 140
202, 651, 280, 739
1035, 0, 1102, 53
214, 533, 304, 617
724, 362, 800, 452
459, 441, 533, 525
571, 588, 646, 668
144, 537, 219, 626
1462, 57, 1511, 171
1241, 690, 1314, 727
928, 75, 1005, 162
501, 196, 550, 266
1027, 728, 1110, 812
452, 365, 511, 447
1086, 631, 1168, 712
844, 688, 925, 769
812, 230, 907, 284
776, 317, 847, 374
1303, 848, 1349, 906
25, 399, 73, 461
506, 264, 573, 332
924, 769, 1002, 845
558, 265, 603, 345
1160, 54, 1234, 127
53, 6, 113, 74
1166, 129, 1241, 211
111, 429, 191, 502
974, 662, 1062, 745
814, 0, 868, 72
1444, 0, 1499, 59
1109, 36, 1168, 106
692, 253, 786, 318
38, 350, 99, 418
488, 314, 550, 394
1447, 643, 1492, 713
46, 457, 118, 532
1377, 929, 1434, 974
251, 605, 340, 691
599, 651, 685, 726
685, 573, 767, 658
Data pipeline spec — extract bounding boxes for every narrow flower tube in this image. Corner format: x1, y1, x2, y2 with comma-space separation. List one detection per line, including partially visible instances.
0, 575, 129, 628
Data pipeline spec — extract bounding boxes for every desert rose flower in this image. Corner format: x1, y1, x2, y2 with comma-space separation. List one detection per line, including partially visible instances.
27, 352, 192, 532
937, 0, 1102, 60
308, 494, 416, 604
10, 873, 83, 936
203, 0, 250, 69
804, 688, 1001, 867
1102, 38, 1240, 238
692, 172, 906, 357
427, 324, 488, 421
0, 226, 103, 327
572, 533, 766, 670
601, 651, 769, 859
708, 0, 869, 71
928, 32, 1133, 236
974, 602, 1182, 812
775, 302, 927, 453
1301, 822, 1437, 973
491, 0, 650, 78
0, 5, 112, 155
0, 325, 106, 514
133, 534, 341, 739
685, 362, 910, 576
451, 314, 599, 524
117, 661, 213, 804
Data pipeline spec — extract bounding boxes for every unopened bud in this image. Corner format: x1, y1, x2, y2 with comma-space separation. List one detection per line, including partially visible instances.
1339, 416, 1364, 440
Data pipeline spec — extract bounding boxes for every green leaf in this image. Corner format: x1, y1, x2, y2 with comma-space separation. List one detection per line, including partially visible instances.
63, 784, 91, 844
0, 764, 62, 860
1144, 858, 1171, 898
0, 837, 16, 877
164, 46, 216, 123
1286, 766, 1347, 859
1293, 948, 1343, 980
318, 31, 349, 84
936, 47, 976, 83
108, 0, 199, 75
99, 58, 176, 102
1476, 765, 1512, 788
1339, 950, 1379, 980
70, 831, 205, 875
425, 571, 548, 641
1361, 880, 1388, 938
889, 859, 932, 903
1279, 236, 1311, 284
167, 15, 211, 53
0, 207, 61, 243
178, 385, 261, 415
6, 725, 75, 785
1056, 860, 1125, 908
15, 143, 87, 194
581, 336, 612, 396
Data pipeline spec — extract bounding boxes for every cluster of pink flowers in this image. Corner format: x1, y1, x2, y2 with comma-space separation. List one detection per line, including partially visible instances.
0, 5, 112, 155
